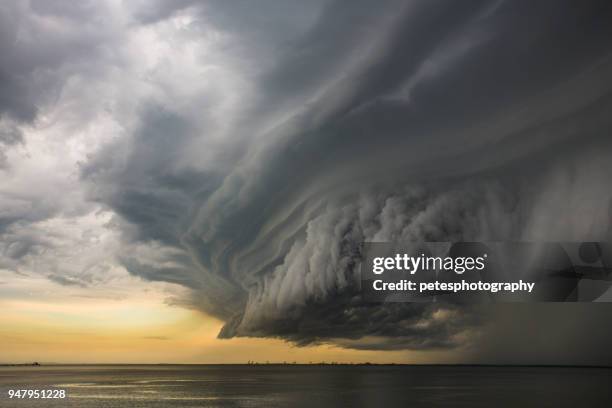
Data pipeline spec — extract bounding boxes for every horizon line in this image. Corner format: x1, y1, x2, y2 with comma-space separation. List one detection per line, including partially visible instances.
2, 362, 611, 369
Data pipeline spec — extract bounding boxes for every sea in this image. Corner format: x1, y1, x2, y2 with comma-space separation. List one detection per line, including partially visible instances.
0, 365, 610, 407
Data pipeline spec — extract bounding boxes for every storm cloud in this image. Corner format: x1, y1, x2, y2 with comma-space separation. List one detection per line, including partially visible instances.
2, 0, 612, 361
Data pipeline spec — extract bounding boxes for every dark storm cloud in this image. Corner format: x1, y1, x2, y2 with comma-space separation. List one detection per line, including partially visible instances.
0, 0, 116, 123
0, 0, 129, 284
0, 2, 37, 122
84, 107, 204, 245
220, 296, 484, 351
0, 0, 123, 252
77, 0, 612, 357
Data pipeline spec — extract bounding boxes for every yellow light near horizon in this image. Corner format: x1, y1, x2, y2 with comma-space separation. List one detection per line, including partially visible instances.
0, 295, 455, 365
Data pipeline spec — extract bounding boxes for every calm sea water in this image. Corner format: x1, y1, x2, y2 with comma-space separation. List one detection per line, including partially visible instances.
0, 365, 610, 407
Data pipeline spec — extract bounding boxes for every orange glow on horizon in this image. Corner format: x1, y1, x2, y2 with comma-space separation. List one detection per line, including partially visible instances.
0, 294, 457, 365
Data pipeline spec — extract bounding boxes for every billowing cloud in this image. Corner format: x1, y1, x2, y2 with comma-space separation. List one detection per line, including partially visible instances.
2, 0, 612, 361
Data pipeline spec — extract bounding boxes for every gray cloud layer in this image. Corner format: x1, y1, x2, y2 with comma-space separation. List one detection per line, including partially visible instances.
3, 0, 612, 363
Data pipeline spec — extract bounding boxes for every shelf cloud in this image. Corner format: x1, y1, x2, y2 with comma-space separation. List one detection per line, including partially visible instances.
2, 0, 612, 363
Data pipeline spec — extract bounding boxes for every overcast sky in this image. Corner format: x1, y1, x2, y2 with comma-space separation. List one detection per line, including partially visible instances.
2, 0, 612, 364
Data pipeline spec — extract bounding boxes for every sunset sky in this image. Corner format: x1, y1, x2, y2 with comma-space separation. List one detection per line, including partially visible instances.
0, 273, 456, 364
2, 0, 612, 365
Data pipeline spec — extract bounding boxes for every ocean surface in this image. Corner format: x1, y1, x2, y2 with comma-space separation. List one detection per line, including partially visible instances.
0, 365, 610, 407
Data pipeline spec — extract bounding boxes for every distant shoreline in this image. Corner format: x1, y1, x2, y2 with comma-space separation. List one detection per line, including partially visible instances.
1, 363, 611, 369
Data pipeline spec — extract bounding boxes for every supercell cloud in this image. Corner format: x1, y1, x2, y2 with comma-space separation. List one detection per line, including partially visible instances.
2, 0, 612, 362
